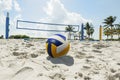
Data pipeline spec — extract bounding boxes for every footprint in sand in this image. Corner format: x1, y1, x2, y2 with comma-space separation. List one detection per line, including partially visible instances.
11, 67, 34, 80
49, 73, 65, 80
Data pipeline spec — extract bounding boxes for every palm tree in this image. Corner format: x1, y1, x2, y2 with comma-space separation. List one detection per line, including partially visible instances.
89, 27, 94, 38
103, 16, 116, 39
65, 25, 74, 40
73, 31, 81, 40
115, 23, 120, 39
103, 27, 111, 39
112, 27, 117, 37
78, 31, 81, 40
84, 22, 93, 39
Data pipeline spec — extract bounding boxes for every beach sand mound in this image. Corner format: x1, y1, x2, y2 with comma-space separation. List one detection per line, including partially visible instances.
0, 39, 120, 80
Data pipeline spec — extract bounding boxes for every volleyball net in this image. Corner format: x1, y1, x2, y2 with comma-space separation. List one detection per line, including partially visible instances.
16, 20, 80, 32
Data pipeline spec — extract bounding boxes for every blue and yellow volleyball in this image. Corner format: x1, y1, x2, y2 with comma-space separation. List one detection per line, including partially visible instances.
46, 34, 70, 58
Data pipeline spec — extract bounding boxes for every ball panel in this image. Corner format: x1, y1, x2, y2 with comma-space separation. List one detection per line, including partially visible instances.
46, 38, 63, 46
54, 44, 70, 58
50, 43, 70, 58
49, 35, 65, 43
58, 44, 70, 55
46, 34, 70, 58
51, 43, 57, 58
55, 34, 66, 40
46, 43, 54, 57
56, 42, 68, 53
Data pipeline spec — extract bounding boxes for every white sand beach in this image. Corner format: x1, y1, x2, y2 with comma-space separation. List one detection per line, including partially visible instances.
0, 39, 120, 80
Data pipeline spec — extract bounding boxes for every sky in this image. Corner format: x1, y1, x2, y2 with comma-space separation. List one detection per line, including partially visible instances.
0, 0, 120, 39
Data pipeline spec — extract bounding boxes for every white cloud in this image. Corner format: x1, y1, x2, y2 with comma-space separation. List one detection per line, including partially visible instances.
11, 14, 22, 27
0, 0, 13, 35
0, 0, 13, 28
0, 0, 22, 36
38, 0, 91, 38
0, 12, 5, 25
0, 0, 12, 11
0, 0, 91, 38
14, 0, 21, 12
0, 0, 21, 11
43, 0, 90, 24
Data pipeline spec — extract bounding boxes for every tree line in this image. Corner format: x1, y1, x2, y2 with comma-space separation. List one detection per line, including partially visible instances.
65, 22, 94, 40
65, 16, 120, 41
103, 16, 120, 40
0, 16, 119, 40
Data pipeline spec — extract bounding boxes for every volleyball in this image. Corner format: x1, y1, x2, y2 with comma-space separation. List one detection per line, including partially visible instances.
46, 34, 70, 58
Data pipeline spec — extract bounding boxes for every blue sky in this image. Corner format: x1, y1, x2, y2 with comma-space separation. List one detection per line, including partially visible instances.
0, 0, 120, 39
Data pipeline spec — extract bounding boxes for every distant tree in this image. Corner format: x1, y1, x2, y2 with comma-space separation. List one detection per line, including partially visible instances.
0, 35, 4, 39
84, 22, 94, 39
103, 16, 116, 39
115, 23, 120, 39
9, 35, 30, 39
103, 27, 111, 39
65, 25, 74, 40
73, 31, 81, 40
84, 22, 90, 39
90, 27, 94, 38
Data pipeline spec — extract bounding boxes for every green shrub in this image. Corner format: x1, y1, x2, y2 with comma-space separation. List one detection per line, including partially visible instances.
9, 35, 30, 39
0, 35, 4, 39
106, 39, 120, 41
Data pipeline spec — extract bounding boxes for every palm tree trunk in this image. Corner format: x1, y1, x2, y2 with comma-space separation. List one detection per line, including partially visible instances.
107, 35, 108, 39
118, 34, 120, 39
70, 32, 71, 40
68, 32, 70, 40
111, 35, 113, 40
88, 35, 90, 40
111, 26, 113, 40
91, 35, 92, 39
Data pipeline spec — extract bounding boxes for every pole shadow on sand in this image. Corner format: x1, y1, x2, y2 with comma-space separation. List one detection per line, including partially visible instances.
47, 55, 74, 66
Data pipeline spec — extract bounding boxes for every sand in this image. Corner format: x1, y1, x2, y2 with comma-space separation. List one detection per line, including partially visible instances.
0, 39, 120, 80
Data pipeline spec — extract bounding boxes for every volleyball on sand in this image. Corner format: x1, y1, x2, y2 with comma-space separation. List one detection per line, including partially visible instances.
46, 34, 70, 58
